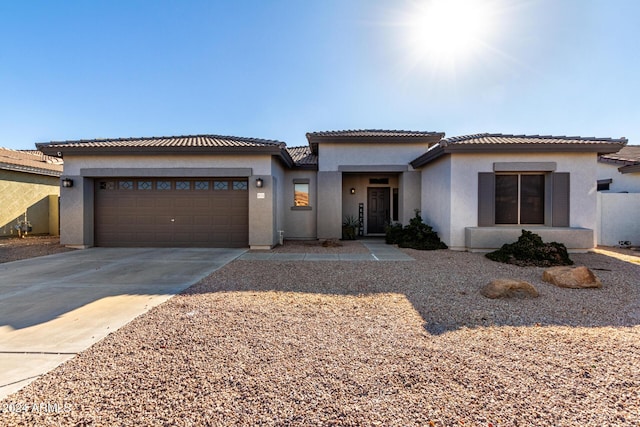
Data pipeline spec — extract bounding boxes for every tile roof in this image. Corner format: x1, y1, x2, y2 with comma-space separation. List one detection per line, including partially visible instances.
411, 133, 628, 168
38, 134, 286, 150
306, 129, 445, 139
441, 133, 628, 147
0, 147, 63, 177
599, 145, 640, 166
286, 146, 318, 168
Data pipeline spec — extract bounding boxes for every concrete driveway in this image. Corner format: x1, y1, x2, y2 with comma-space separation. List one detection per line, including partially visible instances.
0, 247, 245, 399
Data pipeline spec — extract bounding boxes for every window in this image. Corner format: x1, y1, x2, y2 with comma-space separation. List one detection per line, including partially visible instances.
597, 179, 612, 191
479, 172, 569, 228
195, 181, 210, 190
175, 181, 191, 190
294, 183, 309, 207
137, 181, 153, 190
495, 174, 545, 225
214, 181, 229, 191
232, 181, 248, 191
157, 181, 171, 190
118, 180, 134, 190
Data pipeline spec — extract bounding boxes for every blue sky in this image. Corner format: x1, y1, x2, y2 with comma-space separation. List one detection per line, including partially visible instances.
1, 0, 638, 150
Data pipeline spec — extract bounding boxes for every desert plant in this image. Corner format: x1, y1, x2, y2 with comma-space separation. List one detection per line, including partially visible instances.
485, 230, 573, 267
384, 211, 447, 250
342, 215, 361, 240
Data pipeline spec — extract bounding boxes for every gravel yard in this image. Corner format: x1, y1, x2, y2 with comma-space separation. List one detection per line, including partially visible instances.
0, 236, 73, 263
2, 242, 639, 426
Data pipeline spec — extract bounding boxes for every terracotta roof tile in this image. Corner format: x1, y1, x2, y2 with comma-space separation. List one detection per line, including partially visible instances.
286, 146, 318, 167
441, 133, 627, 146
599, 145, 640, 166
39, 134, 285, 150
306, 129, 444, 139
0, 147, 63, 177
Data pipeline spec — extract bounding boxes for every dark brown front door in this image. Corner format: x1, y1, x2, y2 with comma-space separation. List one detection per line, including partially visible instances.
367, 187, 390, 234
94, 178, 248, 247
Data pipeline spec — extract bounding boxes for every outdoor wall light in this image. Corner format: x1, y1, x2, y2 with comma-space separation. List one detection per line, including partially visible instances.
62, 178, 74, 188
255, 178, 264, 188
350, 188, 356, 194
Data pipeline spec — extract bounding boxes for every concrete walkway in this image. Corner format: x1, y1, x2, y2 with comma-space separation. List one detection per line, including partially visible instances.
0, 247, 245, 399
239, 241, 414, 261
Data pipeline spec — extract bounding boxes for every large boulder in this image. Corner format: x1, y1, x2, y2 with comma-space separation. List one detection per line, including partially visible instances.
542, 266, 602, 289
481, 279, 539, 299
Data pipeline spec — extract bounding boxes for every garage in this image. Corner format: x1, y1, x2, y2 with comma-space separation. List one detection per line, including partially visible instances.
94, 178, 248, 247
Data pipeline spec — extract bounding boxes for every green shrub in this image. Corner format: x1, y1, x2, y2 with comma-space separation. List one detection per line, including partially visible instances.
385, 212, 447, 250
485, 230, 573, 267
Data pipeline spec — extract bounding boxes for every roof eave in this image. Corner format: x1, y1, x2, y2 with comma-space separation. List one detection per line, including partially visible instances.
410, 146, 446, 168
0, 162, 62, 177
619, 164, 640, 174
444, 142, 626, 154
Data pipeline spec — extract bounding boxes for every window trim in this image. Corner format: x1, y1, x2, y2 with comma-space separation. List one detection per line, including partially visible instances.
292, 178, 312, 210
478, 171, 569, 227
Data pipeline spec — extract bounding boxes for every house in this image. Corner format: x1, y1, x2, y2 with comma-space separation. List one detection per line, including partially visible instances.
0, 147, 63, 236
596, 145, 640, 246
36, 130, 627, 251
597, 145, 640, 192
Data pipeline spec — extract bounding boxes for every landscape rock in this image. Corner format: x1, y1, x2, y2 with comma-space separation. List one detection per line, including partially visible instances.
542, 266, 602, 289
481, 278, 539, 299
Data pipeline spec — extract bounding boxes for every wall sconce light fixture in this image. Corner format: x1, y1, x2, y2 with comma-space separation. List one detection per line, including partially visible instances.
350, 188, 356, 195
62, 178, 74, 188
255, 178, 264, 188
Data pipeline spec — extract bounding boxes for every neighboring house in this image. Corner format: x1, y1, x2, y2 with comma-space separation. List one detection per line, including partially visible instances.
596, 145, 640, 246
37, 130, 626, 251
597, 145, 640, 192
0, 147, 63, 236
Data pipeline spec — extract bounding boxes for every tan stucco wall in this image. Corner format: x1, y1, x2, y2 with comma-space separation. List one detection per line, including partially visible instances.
0, 170, 59, 236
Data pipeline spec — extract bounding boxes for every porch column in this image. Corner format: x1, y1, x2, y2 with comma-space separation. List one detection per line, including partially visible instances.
60, 176, 94, 248
249, 175, 277, 249
317, 171, 342, 239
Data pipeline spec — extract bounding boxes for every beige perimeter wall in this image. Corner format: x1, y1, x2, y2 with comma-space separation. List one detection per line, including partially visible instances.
0, 170, 60, 236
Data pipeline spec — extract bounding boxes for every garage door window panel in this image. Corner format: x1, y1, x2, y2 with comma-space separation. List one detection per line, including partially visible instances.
233, 180, 248, 191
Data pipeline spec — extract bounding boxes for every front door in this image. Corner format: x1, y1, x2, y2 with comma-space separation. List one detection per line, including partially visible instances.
367, 187, 390, 234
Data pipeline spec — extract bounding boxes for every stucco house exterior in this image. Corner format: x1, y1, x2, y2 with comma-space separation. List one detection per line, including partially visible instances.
0, 147, 62, 236
597, 145, 640, 193
37, 130, 627, 251
596, 145, 640, 246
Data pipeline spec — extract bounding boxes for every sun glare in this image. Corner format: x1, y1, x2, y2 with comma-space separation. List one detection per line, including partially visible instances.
404, 0, 499, 70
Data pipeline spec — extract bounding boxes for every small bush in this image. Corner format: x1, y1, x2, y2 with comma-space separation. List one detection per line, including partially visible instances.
385, 212, 447, 250
485, 230, 573, 267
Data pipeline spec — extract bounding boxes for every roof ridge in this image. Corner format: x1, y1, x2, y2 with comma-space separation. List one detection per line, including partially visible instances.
43, 133, 286, 146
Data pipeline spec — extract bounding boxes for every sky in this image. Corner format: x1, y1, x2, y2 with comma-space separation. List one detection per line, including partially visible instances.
1, 0, 639, 150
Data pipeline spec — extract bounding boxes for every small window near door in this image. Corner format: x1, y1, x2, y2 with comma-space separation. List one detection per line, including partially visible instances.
369, 178, 389, 184
392, 188, 399, 221
294, 183, 309, 206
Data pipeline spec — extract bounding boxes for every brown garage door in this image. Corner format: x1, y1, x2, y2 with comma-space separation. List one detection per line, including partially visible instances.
94, 178, 248, 247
